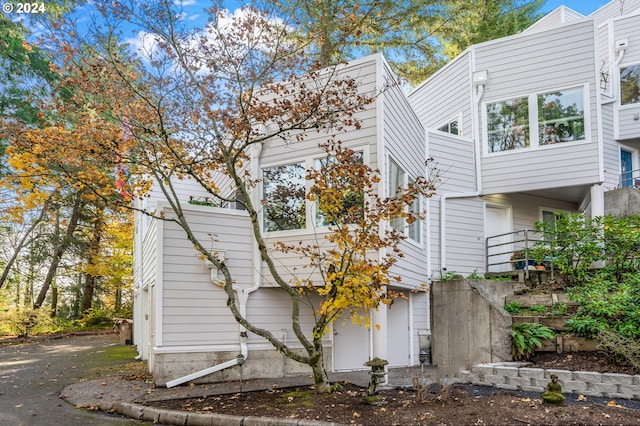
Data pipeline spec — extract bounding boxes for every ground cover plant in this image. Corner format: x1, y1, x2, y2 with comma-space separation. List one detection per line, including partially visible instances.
533, 214, 640, 370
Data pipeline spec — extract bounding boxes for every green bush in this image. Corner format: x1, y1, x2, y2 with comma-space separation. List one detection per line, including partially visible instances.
529, 305, 547, 314
511, 322, 554, 361
566, 316, 605, 338
504, 300, 523, 314
82, 308, 114, 328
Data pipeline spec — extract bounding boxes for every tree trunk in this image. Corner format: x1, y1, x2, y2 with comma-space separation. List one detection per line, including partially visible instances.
81, 214, 104, 313
50, 281, 58, 317
33, 199, 82, 309
0, 201, 48, 290
81, 274, 96, 313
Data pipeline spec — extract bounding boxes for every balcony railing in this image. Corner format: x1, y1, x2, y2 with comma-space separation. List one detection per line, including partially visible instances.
620, 168, 640, 188
486, 229, 554, 279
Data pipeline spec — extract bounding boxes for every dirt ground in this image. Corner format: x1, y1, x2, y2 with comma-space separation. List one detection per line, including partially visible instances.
147, 352, 640, 425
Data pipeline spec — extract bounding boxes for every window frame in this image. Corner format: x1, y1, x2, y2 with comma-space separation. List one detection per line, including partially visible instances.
619, 62, 640, 107
387, 156, 421, 244
260, 145, 370, 235
483, 83, 590, 156
437, 114, 462, 136
261, 160, 307, 234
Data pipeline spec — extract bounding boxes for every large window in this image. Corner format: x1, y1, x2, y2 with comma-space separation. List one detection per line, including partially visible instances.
486, 86, 586, 154
487, 97, 529, 153
620, 64, 640, 105
314, 152, 364, 227
263, 162, 306, 232
388, 158, 420, 242
538, 87, 584, 145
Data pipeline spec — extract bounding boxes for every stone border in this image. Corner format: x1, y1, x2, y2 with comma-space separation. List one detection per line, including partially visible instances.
112, 402, 343, 426
457, 362, 640, 400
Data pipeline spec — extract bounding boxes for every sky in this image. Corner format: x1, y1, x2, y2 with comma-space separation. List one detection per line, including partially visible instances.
541, 0, 612, 15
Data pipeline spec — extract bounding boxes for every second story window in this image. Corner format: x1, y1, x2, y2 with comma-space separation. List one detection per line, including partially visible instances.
263, 162, 306, 232
388, 158, 420, 243
485, 85, 587, 155
538, 87, 585, 145
438, 118, 460, 136
487, 97, 529, 153
620, 64, 640, 105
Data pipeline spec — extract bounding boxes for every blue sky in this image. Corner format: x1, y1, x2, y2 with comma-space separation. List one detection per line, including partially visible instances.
541, 0, 611, 15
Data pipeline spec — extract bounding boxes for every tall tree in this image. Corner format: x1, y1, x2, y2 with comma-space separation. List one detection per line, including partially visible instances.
38, 0, 437, 390
275, 0, 543, 84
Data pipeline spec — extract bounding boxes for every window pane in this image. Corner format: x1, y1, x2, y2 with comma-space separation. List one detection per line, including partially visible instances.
408, 177, 420, 242
487, 97, 529, 153
263, 162, 306, 232
621, 65, 640, 105
449, 119, 459, 136
538, 87, 585, 145
315, 152, 364, 227
388, 159, 405, 232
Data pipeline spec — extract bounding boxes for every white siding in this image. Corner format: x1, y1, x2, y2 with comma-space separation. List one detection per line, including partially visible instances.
524, 7, 584, 34
590, 0, 640, 24
427, 131, 484, 276
409, 52, 473, 138
443, 198, 485, 275
477, 20, 601, 194
602, 104, 621, 189
614, 13, 640, 140
259, 56, 381, 287
382, 61, 429, 288
160, 206, 253, 347
245, 289, 328, 349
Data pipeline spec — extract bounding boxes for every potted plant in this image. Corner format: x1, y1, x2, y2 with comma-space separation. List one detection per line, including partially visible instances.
511, 250, 536, 270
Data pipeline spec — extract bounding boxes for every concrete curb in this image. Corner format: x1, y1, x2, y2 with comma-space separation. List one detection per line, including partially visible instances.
111, 401, 344, 426
458, 362, 640, 399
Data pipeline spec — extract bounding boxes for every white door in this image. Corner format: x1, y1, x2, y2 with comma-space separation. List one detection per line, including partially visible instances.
333, 314, 370, 371
486, 205, 511, 272
387, 294, 410, 367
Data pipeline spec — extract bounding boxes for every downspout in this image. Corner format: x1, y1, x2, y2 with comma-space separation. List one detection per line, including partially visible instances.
166, 142, 264, 388
602, 40, 627, 105
439, 73, 485, 274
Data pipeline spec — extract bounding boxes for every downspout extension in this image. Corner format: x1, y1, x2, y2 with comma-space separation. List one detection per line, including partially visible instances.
166, 142, 264, 389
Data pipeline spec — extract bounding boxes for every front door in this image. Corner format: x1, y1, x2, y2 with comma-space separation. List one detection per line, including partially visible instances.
621, 149, 633, 187
485, 205, 512, 272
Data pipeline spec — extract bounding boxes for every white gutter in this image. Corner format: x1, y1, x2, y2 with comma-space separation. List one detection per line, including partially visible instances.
602, 42, 626, 105
166, 142, 264, 388
439, 73, 484, 273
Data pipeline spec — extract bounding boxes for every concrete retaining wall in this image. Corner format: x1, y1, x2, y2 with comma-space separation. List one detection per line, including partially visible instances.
458, 363, 640, 399
431, 279, 517, 376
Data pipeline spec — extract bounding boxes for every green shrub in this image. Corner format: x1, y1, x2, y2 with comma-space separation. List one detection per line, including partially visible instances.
551, 303, 568, 316
82, 308, 114, 328
529, 305, 547, 314
504, 300, 523, 314
566, 317, 605, 338
511, 323, 554, 361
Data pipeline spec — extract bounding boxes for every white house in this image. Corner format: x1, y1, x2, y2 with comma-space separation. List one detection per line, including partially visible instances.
133, 0, 640, 385
409, 0, 640, 276
132, 55, 431, 386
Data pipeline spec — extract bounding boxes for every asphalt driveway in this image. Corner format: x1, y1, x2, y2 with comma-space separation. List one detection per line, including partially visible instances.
0, 333, 147, 425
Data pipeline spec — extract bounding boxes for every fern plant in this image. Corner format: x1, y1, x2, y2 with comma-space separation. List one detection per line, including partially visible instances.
511, 323, 554, 361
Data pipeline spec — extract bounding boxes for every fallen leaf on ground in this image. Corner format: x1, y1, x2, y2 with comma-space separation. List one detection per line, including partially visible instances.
577, 395, 587, 402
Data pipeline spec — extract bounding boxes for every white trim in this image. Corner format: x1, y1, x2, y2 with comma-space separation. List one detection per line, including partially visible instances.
482, 83, 592, 157
154, 210, 164, 347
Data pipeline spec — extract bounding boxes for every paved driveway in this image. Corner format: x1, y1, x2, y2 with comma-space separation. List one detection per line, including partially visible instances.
0, 333, 145, 425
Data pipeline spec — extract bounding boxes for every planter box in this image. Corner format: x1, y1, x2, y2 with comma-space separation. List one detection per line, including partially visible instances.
532, 335, 601, 354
